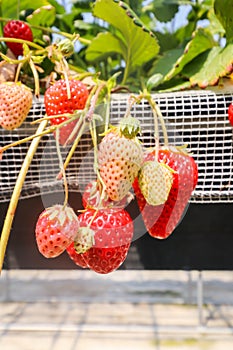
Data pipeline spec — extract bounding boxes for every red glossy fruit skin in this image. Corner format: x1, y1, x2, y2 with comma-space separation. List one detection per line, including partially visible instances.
3, 20, 33, 57
66, 242, 89, 269
77, 208, 133, 274
228, 103, 233, 126
35, 205, 79, 258
133, 149, 198, 239
44, 79, 89, 145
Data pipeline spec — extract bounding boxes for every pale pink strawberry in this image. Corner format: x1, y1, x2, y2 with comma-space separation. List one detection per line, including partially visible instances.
0, 82, 32, 130
82, 180, 133, 209
35, 204, 79, 258
98, 117, 143, 202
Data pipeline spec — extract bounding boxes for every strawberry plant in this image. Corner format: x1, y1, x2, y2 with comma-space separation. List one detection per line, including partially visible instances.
1, 0, 231, 273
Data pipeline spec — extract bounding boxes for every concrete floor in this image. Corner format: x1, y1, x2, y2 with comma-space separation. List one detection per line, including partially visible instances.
0, 270, 232, 350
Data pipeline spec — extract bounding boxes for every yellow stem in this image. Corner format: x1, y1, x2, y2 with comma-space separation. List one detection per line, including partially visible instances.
29, 58, 40, 98
55, 129, 69, 208
0, 37, 43, 50
0, 119, 47, 274
56, 119, 88, 179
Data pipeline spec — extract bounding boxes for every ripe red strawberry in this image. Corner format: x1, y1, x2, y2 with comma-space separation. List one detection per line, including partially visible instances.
3, 20, 33, 57
66, 242, 89, 269
77, 208, 133, 274
35, 204, 79, 258
98, 117, 143, 202
0, 82, 33, 130
133, 147, 198, 239
44, 79, 89, 145
228, 103, 233, 126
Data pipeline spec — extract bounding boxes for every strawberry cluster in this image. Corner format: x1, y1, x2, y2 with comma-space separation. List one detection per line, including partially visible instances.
0, 20, 199, 274
33, 82, 199, 274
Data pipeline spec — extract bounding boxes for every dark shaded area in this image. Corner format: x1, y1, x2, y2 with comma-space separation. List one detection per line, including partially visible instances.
1, 194, 233, 270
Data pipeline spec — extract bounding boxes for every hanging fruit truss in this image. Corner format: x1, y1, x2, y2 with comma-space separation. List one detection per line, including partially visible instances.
0, 0, 233, 274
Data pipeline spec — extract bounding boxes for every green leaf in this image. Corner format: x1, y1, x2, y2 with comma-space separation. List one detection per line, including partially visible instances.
207, 7, 225, 37
188, 44, 233, 88
1, 0, 51, 19
27, 5, 56, 28
150, 48, 184, 77
152, 0, 179, 23
214, 0, 233, 42
146, 73, 164, 91
158, 79, 192, 92
164, 28, 216, 81
86, 32, 123, 62
91, 0, 159, 81
47, 0, 65, 14
155, 31, 179, 53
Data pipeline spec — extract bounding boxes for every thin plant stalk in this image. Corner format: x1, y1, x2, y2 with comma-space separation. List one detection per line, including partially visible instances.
0, 119, 47, 274
0, 113, 82, 154
57, 83, 107, 178
55, 128, 69, 208
87, 118, 106, 227
56, 118, 88, 179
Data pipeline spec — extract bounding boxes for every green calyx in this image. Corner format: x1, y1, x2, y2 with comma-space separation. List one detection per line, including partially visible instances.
57, 38, 75, 58
119, 116, 140, 139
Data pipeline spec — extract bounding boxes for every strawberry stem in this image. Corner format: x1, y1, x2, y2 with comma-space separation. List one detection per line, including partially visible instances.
63, 111, 85, 146
62, 58, 71, 99
14, 61, 22, 82
88, 118, 106, 226
0, 51, 28, 64
149, 97, 160, 161
29, 58, 40, 98
0, 113, 84, 155
140, 91, 169, 147
153, 101, 169, 147
56, 79, 107, 178
85, 83, 106, 122
124, 95, 137, 119
0, 37, 44, 51
55, 128, 69, 207
0, 120, 47, 274
56, 117, 88, 180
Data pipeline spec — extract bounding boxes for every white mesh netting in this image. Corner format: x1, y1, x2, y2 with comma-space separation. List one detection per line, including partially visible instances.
0, 89, 233, 203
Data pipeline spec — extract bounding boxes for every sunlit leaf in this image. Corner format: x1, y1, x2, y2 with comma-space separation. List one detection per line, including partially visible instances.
47, 0, 65, 14
86, 32, 123, 61
146, 73, 163, 91
150, 48, 183, 77
188, 44, 233, 88
164, 28, 216, 81
90, 0, 159, 80
214, 0, 233, 42
27, 5, 56, 27
1, 0, 50, 19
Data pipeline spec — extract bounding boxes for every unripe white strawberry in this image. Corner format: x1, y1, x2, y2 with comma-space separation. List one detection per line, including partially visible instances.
74, 227, 95, 254
138, 160, 173, 206
98, 119, 143, 201
0, 82, 32, 130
